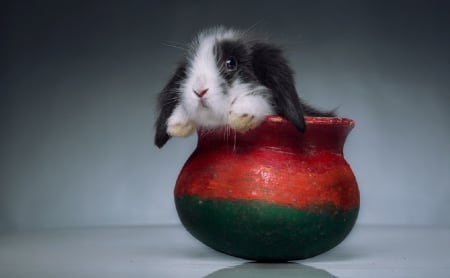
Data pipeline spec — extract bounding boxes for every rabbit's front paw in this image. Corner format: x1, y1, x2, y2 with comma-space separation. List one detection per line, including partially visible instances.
228, 112, 262, 133
167, 121, 196, 137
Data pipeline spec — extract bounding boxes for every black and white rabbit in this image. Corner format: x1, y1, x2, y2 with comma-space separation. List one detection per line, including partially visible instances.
155, 27, 334, 148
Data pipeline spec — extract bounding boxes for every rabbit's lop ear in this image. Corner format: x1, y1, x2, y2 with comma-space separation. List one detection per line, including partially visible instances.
154, 61, 187, 148
251, 43, 306, 132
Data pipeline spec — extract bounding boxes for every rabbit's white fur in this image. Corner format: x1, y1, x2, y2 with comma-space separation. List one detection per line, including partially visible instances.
167, 28, 274, 137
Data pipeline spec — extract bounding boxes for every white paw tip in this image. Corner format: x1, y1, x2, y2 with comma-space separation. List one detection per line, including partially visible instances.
167, 121, 196, 137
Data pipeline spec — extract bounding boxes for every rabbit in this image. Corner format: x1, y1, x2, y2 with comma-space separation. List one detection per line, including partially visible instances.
155, 26, 334, 148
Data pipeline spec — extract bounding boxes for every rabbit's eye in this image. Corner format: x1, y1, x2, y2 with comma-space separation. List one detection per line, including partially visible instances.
225, 56, 238, 71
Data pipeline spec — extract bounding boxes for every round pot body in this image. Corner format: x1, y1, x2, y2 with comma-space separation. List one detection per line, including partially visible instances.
174, 116, 359, 261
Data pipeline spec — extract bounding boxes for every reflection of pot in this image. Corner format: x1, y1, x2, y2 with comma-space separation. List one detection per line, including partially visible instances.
175, 116, 359, 261
204, 263, 337, 278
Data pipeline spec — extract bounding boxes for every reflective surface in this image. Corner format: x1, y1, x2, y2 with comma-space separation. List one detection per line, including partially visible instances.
0, 225, 449, 277
204, 263, 337, 278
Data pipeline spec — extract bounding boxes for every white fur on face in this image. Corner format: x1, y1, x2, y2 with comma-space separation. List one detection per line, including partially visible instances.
170, 27, 274, 132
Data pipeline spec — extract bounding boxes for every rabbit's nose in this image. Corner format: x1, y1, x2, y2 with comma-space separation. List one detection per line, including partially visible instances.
193, 88, 209, 98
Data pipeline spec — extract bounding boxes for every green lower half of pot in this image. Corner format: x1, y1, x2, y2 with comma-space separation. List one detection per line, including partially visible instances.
175, 196, 359, 261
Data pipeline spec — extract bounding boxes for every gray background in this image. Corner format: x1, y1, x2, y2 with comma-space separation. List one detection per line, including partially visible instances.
1, 0, 449, 232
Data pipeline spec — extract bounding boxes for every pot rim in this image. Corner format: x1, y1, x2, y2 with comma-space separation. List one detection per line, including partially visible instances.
267, 115, 355, 127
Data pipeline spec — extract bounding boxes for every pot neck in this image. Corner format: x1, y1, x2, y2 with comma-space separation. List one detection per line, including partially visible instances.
197, 116, 354, 155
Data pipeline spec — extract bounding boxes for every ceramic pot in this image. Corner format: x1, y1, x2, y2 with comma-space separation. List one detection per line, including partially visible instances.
174, 116, 359, 261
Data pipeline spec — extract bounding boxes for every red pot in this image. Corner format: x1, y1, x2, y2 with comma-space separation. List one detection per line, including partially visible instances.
174, 116, 359, 261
